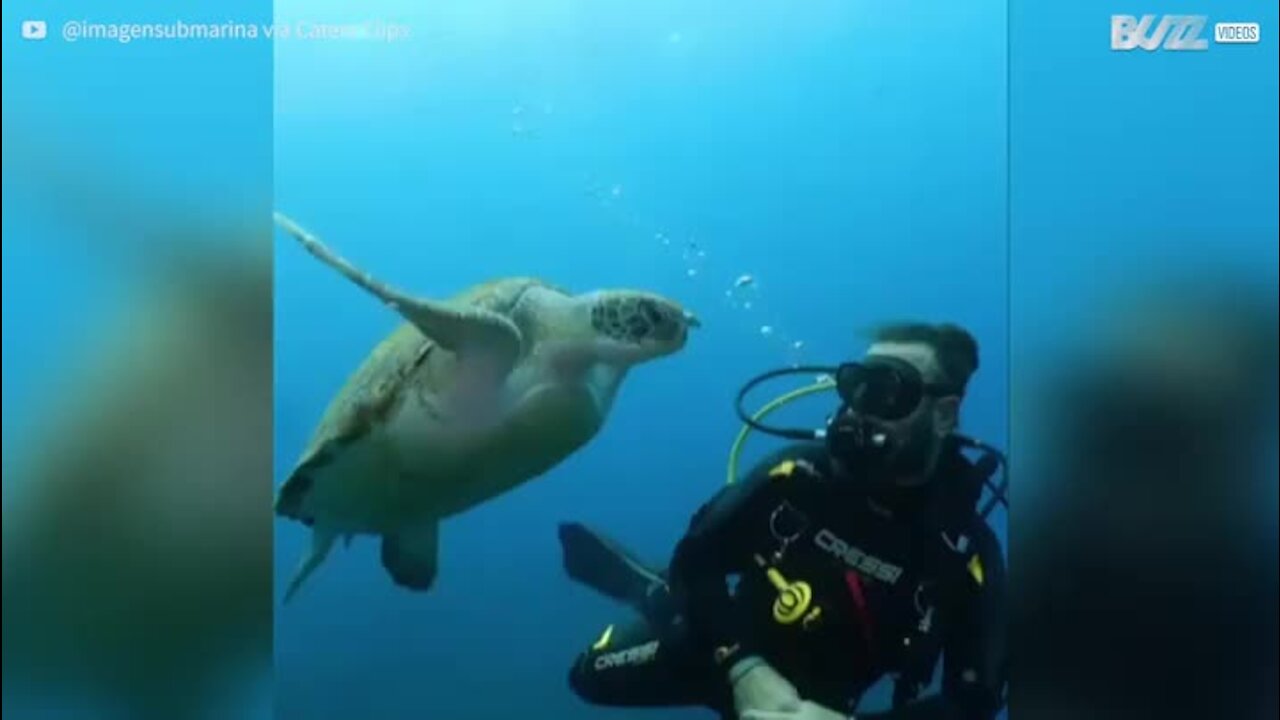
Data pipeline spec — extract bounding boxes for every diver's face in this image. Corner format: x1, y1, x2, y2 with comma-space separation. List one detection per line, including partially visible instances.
862, 342, 959, 482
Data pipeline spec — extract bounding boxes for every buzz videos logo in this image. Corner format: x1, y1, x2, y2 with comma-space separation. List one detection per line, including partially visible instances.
1111, 15, 1261, 51
21, 19, 48, 40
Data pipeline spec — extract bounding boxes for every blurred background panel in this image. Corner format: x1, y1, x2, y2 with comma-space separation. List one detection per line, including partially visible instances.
1, 1, 274, 719
1010, 1, 1278, 719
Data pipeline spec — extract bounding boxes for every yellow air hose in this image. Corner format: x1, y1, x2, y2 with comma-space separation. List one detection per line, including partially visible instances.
726, 377, 836, 485
727, 376, 838, 631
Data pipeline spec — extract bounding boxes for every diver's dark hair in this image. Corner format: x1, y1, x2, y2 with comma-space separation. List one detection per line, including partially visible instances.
869, 322, 980, 396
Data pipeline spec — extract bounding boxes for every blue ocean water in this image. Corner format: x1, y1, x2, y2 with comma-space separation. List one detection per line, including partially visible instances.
273, 1, 1007, 717
1, 0, 1272, 716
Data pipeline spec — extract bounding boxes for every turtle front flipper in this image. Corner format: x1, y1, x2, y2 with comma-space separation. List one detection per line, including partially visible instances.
273, 212, 523, 381
381, 520, 440, 591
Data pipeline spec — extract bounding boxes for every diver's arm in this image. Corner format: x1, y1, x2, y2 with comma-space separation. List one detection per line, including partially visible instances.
864, 524, 1008, 720
668, 452, 788, 671
941, 521, 1007, 720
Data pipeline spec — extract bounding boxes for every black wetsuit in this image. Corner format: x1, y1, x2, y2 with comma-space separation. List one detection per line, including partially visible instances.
568, 441, 1006, 719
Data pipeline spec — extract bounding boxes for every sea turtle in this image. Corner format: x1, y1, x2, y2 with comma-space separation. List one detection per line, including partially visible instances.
273, 212, 699, 603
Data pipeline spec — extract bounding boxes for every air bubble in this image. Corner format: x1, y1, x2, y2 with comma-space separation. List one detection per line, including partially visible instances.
760, 325, 774, 337
727, 274, 761, 312
679, 239, 708, 278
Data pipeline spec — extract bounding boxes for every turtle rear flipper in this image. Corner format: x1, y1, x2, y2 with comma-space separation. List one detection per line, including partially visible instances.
275, 441, 372, 604
274, 439, 347, 523
275, 465, 317, 523
381, 520, 440, 591
283, 527, 337, 604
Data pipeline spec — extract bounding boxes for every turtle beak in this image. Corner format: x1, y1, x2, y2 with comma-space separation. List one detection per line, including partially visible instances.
683, 310, 701, 329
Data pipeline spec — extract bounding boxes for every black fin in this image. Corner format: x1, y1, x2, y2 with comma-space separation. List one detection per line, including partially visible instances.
557, 522, 666, 611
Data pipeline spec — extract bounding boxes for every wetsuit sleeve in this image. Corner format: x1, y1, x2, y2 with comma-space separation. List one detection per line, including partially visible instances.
666, 455, 786, 672
938, 520, 1007, 719
860, 522, 1007, 720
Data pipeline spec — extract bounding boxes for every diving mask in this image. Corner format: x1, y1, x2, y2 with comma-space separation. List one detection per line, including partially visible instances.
834, 355, 957, 421
730, 360, 1008, 517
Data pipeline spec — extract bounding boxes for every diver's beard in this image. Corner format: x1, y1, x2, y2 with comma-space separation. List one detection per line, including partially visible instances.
831, 412, 938, 487
884, 423, 938, 484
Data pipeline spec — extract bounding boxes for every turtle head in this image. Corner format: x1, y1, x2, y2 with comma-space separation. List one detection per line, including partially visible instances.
582, 290, 700, 366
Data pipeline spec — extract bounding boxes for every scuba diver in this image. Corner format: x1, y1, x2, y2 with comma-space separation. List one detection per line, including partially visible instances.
559, 322, 1008, 720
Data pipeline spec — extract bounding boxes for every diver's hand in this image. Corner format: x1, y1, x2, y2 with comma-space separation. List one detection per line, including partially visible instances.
739, 699, 855, 720
729, 656, 802, 716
